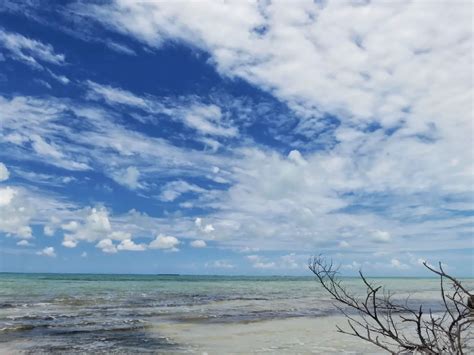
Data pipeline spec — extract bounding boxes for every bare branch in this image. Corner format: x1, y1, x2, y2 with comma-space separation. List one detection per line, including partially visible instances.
309, 256, 472, 354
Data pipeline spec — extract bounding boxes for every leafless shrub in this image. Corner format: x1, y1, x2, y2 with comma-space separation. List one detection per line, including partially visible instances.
309, 256, 472, 354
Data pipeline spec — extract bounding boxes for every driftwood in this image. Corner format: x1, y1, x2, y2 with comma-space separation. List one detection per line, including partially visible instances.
309, 256, 472, 354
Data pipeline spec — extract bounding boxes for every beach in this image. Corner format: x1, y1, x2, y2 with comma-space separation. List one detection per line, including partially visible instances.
0, 273, 469, 354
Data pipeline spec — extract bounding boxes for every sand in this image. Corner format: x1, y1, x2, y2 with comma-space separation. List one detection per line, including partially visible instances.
155, 315, 382, 354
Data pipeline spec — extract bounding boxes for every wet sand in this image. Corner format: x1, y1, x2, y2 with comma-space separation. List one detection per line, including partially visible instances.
155, 315, 381, 354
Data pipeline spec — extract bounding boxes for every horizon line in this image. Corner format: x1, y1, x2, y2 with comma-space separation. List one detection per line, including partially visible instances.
1, 271, 472, 279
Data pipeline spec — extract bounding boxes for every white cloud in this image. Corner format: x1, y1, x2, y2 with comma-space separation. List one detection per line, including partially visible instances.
30, 134, 63, 159
96, 238, 117, 254
81, 251, 88, 258
62, 236, 77, 248
253, 261, 276, 269
85, 80, 238, 137
181, 103, 237, 137
48, 70, 70, 85
106, 41, 136, 56
287, 150, 307, 166
0, 1, 471, 268
237, 246, 260, 253
69, 0, 473, 257
149, 234, 180, 250
206, 260, 235, 269
246, 253, 302, 270
61, 221, 79, 232
60, 207, 133, 248
0, 28, 65, 69
338, 241, 350, 248
0, 94, 228, 186
390, 258, 409, 270
108, 231, 132, 240
0, 183, 77, 243
112, 166, 141, 190
36, 246, 56, 257
0, 187, 33, 238
28, 134, 89, 171
11, 168, 76, 188
117, 238, 146, 251
86, 80, 147, 108
0, 162, 9, 181
0, 186, 16, 206
43, 225, 55, 237
246, 254, 275, 269
83, 207, 110, 230
160, 180, 205, 202
195, 217, 214, 234
190, 239, 206, 248
279, 253, 301, 269
16, 239, 32, 247
372, 230, 392, 243
342, 261, 362, 270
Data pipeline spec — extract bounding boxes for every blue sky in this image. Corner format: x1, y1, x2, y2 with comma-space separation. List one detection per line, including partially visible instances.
0, 1, 472, 276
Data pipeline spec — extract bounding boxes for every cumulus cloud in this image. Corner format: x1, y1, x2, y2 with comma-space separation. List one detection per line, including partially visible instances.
149, 234, 180, 250
36, 246, 56, 257
0, 186, 33, 238
43, 225, 55, 237
0, 186, 16, 207
190, 239, 207, 248
96, 239, 117, 254
117, 238, 146, 251
62, 236, 77, 248
0, 162, 9, 181
287, 150, 307, 166
61, 207, 111, 243
17, 239, 32, 247
60, 207, 137, 250
195, 217, 214, 233
390, 258, 409, 270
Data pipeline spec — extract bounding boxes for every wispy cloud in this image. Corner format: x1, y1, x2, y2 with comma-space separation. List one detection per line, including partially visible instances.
0, 28, 65, 68
86, 80, 239, 138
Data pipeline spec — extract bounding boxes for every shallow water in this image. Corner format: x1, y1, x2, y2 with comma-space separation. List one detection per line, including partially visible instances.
0, 274, 471, 353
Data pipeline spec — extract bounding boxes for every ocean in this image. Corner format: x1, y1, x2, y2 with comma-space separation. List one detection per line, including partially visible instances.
0, 273, 471, 354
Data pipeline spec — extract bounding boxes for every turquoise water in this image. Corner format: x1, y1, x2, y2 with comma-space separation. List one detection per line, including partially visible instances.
0, 273, 471, 353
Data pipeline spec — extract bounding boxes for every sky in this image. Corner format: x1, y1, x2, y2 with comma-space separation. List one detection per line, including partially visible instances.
0, 0, 472, 276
